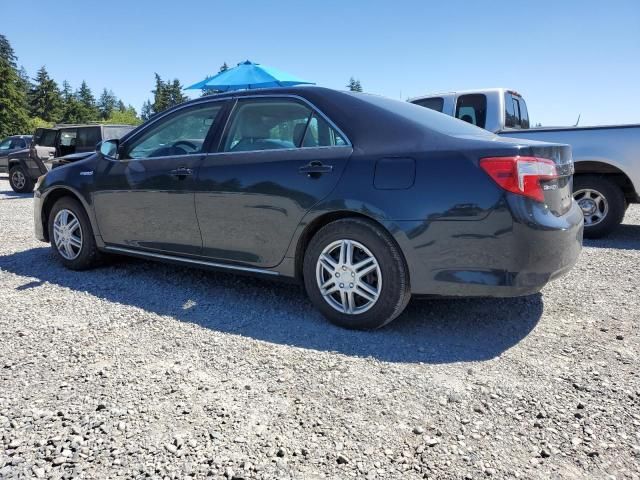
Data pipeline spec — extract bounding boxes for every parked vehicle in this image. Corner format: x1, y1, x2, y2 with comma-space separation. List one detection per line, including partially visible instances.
34, 87, 583, 329
409, 88, 640, 237
0, 135, 32, 175
7, 124, 134, 193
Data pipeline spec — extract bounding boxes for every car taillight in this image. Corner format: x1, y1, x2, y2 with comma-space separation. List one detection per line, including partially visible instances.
479, 156, 558, 202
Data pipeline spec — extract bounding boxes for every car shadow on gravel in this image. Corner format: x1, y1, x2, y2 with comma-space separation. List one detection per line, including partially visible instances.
0, 190, 32, 199
583, 224, 640, 251
0, 247, 543, 364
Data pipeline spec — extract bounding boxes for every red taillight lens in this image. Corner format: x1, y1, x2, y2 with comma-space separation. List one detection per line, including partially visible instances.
480, 156, 558, 202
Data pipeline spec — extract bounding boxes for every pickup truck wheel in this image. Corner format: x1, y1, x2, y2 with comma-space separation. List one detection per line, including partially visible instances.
9, 165, 34, 193
573, 175, 625, 239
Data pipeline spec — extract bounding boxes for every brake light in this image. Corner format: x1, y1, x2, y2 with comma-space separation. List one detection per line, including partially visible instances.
480, 156, 558, 202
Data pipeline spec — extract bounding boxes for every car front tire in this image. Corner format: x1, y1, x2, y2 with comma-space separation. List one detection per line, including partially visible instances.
9, 165, 34, 193
303, 218, 411, 330
48, 197, 101, 270
573, 175, 625, 239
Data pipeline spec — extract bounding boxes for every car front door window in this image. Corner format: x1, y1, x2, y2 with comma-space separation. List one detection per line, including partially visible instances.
126, 104, 223, 159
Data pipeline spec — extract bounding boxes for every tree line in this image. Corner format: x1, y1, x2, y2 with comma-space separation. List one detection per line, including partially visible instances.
0, 35, 194, 138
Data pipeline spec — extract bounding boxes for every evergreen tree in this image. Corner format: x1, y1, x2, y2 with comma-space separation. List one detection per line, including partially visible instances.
0, 35, 30, 137
98, 88, 118, 120
152, 73, 171, 114
347, 77, 363, 92
28, 66, 62, 122
60, 80, 79, 123
151, 74, 188, 114
17, 66, 32, 98
117, 99, 127, 112
168, 79, 188, 107
75, 81, 99, 122
140, 100, 153, 122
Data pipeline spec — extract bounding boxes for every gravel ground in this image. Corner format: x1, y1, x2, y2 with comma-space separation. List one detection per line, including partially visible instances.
0, 176, 638, 480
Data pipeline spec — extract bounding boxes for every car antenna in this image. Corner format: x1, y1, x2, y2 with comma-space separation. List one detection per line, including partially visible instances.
574, 114, 581, 126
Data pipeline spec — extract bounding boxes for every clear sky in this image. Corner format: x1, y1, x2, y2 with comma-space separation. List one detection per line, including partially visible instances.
3, 0, 639, 126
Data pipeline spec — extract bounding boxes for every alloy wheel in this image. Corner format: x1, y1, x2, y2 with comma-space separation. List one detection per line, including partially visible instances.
53, 209, 83, 260
315, 239, 382, 315
574, 188, 609, 226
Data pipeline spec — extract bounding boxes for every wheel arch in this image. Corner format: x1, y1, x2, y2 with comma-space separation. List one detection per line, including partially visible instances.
40, 187, 97, 243
574, 161, 638, 203
293, 210, 407, 282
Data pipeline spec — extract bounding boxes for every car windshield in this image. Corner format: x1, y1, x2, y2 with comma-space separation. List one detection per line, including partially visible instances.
350, 92, 495, 137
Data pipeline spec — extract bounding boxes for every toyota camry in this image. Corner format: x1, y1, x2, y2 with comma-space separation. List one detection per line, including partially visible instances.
34, 87, 583, 329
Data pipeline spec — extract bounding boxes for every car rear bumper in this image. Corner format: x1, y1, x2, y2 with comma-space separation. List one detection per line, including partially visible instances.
393, 197, 584, 297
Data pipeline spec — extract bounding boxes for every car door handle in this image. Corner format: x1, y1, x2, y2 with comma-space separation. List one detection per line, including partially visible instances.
299, 161, 333, 176
170, 167, 193, 178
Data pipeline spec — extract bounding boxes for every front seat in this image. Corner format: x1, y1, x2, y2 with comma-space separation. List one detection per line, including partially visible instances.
460, 114, 474, 124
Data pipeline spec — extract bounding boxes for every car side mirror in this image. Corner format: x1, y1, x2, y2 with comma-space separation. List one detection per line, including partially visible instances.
99, 139, 120, 159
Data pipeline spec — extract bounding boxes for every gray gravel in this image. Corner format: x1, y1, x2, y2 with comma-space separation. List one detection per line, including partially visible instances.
0, 176, 638, 479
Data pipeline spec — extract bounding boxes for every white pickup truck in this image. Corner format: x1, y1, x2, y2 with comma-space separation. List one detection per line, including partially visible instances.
409, 88, 640, 238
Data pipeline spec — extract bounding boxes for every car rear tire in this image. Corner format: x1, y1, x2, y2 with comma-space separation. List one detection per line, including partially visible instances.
573, 175, 625, 239
303, 218, 411, 330
9, 165, 34, 193
48, 197, 101, 270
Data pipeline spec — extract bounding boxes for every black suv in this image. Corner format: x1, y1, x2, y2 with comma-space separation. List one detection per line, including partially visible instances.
7, 124, 134, 193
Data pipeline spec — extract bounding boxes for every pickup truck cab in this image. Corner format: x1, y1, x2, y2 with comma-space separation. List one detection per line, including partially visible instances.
7, 124, 133, 193
409, 88, 640, 237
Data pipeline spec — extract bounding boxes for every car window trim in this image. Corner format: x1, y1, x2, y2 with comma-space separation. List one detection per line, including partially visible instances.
119, 99, 231, 161
213, 94, 352, 155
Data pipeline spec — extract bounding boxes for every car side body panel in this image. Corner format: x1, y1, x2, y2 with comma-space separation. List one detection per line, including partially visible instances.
36, 87, 582, 298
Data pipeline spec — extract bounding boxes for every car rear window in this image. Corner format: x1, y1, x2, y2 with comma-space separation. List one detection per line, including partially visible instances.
505, 93, 530, 129
412, 97, 444, 112
455, 94, 487, 129
352, 93, 494, 137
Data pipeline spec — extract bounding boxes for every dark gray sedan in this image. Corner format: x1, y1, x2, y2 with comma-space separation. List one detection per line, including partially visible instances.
33, 87, 583, 329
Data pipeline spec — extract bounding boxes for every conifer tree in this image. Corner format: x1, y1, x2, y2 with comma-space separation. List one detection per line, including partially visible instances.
28, 66, 62, 122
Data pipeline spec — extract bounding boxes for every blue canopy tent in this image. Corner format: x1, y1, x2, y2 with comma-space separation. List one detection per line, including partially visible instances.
185, 60, 314, 92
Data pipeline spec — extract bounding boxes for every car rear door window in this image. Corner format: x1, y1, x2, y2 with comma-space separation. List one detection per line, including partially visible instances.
0, 138, 12, 150
58, 129, 78, 156
301, 113, 347, 147
125, 103, 223, 159
222, 99, 347, 152
223, 99, 312, 152
455, 94, 487, 128
413, 97, 444, 112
